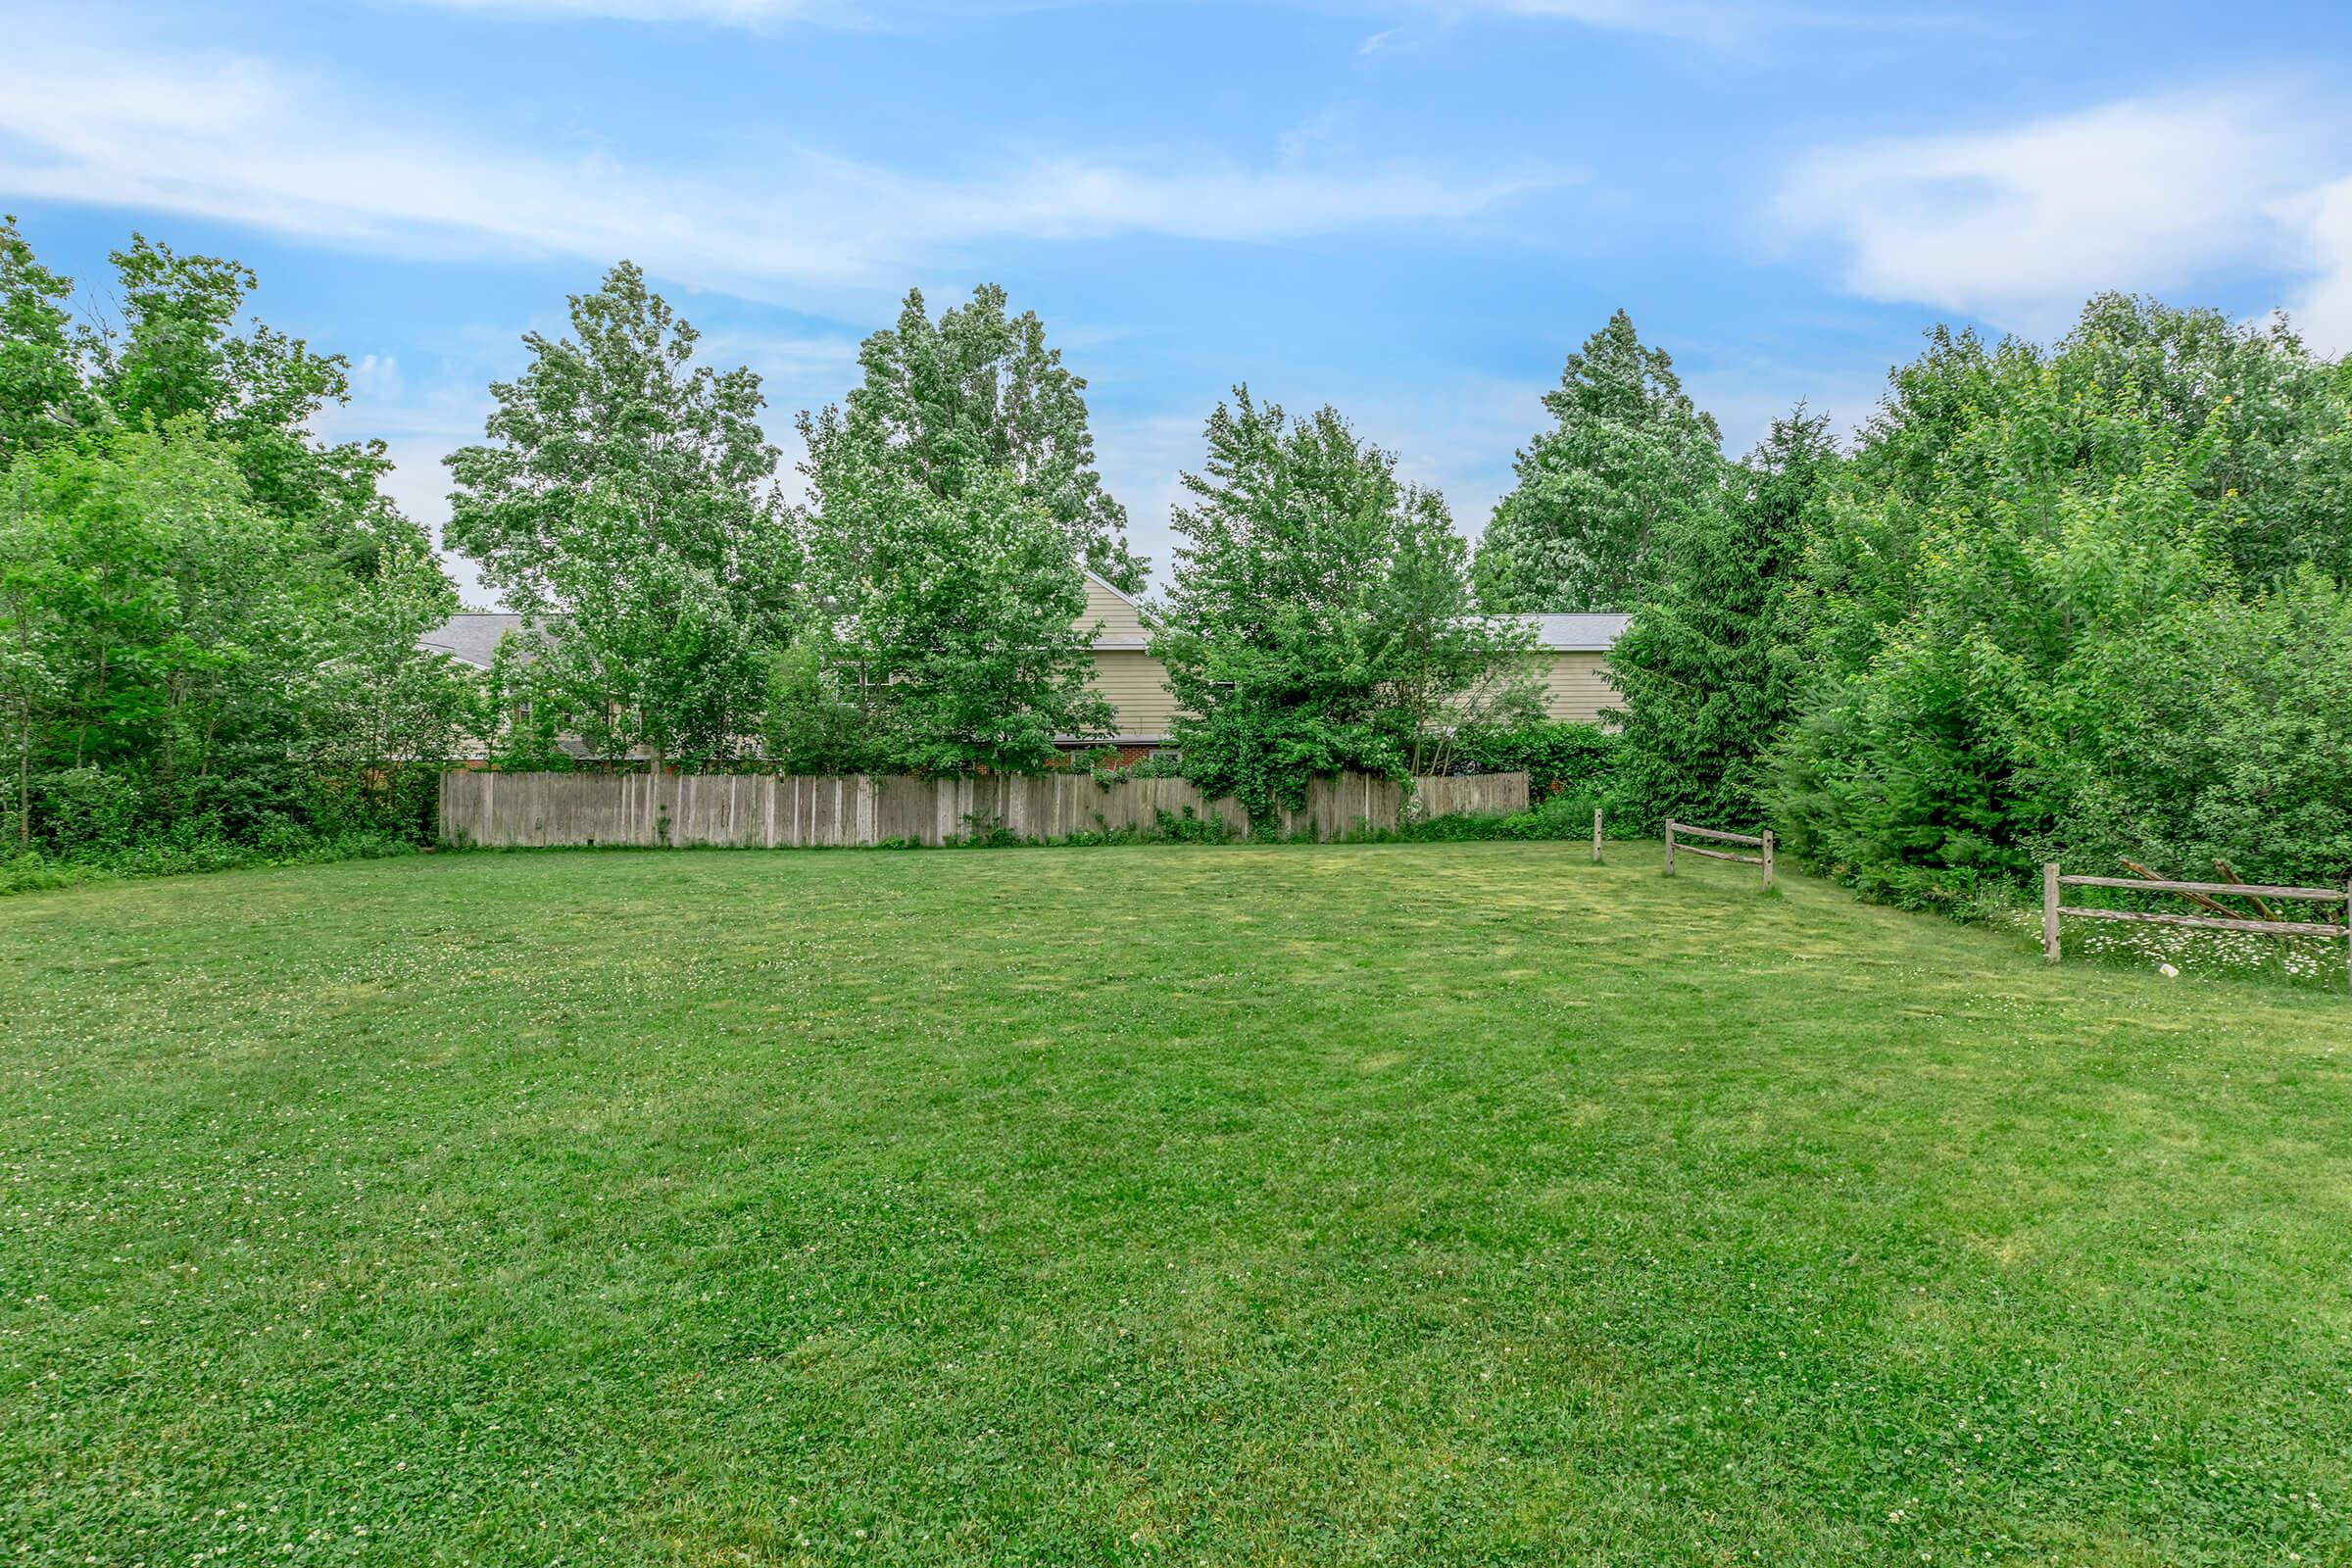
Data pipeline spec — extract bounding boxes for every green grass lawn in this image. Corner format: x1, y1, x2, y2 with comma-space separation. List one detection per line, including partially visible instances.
4, 843, 2349, 1564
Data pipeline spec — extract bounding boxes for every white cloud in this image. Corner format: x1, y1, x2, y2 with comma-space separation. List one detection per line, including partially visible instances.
1372, 0, 1985, 50
1459, 0, 1764, 45
394, 0, 874, 22
2276, 177, 2352, 356
395, 0, 1969, 47
0, 31, 1558, 298
1774, 87, 2352, 342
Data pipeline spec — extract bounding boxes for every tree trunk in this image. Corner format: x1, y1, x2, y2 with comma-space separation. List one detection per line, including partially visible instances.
13, 616, 29, 850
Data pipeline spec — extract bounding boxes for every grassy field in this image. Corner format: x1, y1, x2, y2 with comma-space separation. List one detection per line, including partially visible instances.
4, 842, 2349, 1564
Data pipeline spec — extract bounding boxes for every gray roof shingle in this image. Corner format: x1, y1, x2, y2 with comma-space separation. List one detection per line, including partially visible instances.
1521, 612, 1633, 652
418, 606, 1631, 665
417, 612, 527, 668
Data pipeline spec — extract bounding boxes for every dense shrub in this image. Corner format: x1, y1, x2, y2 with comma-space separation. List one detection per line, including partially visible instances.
1447, 720, 1615, 801
0, 832, 419, 898
1767, 300, 2352, 910
1398, 791, 1608, 844
24, 767, 146, 856
1604, 412, 1837, 833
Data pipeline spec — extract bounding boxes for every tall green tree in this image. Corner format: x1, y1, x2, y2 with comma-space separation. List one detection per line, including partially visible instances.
4, 426, 321, 789
0, 222, 472, 854
1606, 407, 1838, 829
1154, 387, 1533, 823
0, 215, 90, 471
795, 418, 1112, 774
446, 261, 793, 769
0, 473, 64, 847
2054, 295, 2352, 589
802, 283, 1146, 594
82, 235, 425, 576
1761, 318, 2352, 906
1476, 310, 1725, 612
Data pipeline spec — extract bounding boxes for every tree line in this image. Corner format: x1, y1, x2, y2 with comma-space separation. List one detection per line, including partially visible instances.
1585, 299, 2352, 906
4, 216, 2349, 906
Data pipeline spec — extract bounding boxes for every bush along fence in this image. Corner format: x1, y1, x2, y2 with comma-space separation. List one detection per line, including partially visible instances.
2042, 861, 2352, 992
436, 769, 1530, 850
1664, 820, 1775, 891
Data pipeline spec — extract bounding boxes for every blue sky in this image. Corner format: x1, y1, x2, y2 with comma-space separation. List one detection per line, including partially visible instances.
5, 0, 2350, 603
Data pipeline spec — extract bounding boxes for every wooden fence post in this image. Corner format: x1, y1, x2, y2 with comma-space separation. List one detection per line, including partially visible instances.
1664, 821, 1676, 877
2344, 875, 2351, 995
1760, 830, 1775, 892
1592, 807, 1603, 864
2042, 862, 2061, 963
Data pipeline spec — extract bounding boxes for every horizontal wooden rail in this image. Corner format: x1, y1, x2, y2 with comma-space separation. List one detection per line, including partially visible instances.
1664, 820, 1774, 891
2058, 873, 2348, 903
2061, 906, 2344, 939
2043, 860, 2352, 992
1669, 821, 1764, 847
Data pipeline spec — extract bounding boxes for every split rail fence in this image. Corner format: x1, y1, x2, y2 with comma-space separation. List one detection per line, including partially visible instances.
2042, 862, 2352, 989
1664, 820, 1776, 891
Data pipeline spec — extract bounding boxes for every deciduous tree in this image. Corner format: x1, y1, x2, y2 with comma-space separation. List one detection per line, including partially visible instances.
805, 283, 1146, 594
446, 262, 793, 768
796, 444, 1111, 774
1476, 310, 1724, 612
1155, 387, 1532, 822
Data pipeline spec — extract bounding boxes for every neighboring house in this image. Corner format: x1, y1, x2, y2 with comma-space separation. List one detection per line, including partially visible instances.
416, 611, 584, 762
417, 578, 1630, 764
1070, 572, 1180, 763
418, 612, 525, 672
1517, 612, 1634, 727
1061, 573, 1630, 761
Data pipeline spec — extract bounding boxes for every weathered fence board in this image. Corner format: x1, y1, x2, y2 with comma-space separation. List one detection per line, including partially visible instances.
1663, 819, 1775, 890
2043, 860, 2352, 990
2059, 906, 2344, 939
438, 768, 1529, 849
2058, 873, 2350, 903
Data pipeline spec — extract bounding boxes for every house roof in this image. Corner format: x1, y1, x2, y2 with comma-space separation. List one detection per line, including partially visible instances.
418, 612, 526, 668
1520, 612, 1633, 652
1082, 571, 1630, 654
418, 592, 1633, 667
1082, 567, 1145, 610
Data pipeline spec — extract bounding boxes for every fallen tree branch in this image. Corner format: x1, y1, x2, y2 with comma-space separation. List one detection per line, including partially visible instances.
2211, 858, 2281, 921
2120, 858, 2241, 920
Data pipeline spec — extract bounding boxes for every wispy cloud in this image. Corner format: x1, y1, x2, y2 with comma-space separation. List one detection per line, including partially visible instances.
1773, 86, 2352, 348
2276, 176, 2352, 355
398, 0, 1982, 48
1357, 0, 1990, 52
0, 30, 1561, 297
1445, 0, 1783, 46
391, 0, 895, 23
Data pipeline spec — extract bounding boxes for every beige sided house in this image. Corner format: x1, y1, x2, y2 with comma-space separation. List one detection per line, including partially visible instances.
1066, 572, 1629, 762
418, 577, 1631, 763
1072, 572, 1181, 762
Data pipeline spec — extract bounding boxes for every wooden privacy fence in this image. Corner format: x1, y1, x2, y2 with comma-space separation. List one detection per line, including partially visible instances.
437, 768, 1530, 850
1664, 820, 1775, 890
2042, 862, 2352, 989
